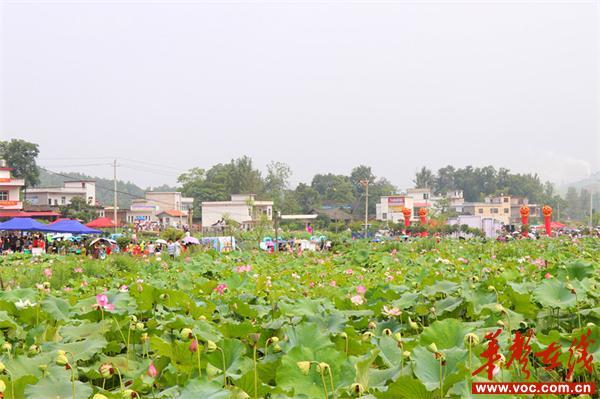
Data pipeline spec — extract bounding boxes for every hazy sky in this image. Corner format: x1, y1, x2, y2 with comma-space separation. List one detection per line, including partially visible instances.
1, 0, 598, 189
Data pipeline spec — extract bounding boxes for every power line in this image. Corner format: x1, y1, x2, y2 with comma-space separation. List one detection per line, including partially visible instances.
119, 157, 183, 172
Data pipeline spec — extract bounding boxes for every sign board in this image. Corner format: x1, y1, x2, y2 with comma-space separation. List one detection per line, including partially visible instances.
387, 196, 405, 212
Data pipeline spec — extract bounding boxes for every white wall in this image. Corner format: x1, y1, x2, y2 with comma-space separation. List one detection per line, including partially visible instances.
202, 203, 251, 227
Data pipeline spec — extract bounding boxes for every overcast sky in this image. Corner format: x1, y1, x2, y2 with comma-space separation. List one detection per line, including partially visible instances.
1, 0, 598, 189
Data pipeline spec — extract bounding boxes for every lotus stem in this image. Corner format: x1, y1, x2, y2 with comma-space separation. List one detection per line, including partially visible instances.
320, 369, 329, 399
327, 367, 335, 398
253, 344, 258, 399
217, 347, 227, 388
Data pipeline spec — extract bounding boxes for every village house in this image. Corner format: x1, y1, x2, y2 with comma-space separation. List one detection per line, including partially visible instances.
201, 194, 273, 231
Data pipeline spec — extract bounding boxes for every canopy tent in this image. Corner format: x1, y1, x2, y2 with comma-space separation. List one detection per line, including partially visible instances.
86, 217, 119, 228
0, 217, 47, 231
39, 220, 102, 234
182, 236, 200, 245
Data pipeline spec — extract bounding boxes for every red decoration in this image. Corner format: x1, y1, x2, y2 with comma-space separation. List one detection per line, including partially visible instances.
402, 207, 412, 228
542, 205, 553, 236
519, 206, 530, 237
418, 208, 428, 237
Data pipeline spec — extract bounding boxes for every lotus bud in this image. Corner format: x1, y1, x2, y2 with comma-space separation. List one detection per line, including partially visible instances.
272, 343, 282, 353
362, 331, 374, 341
586, 322, 595, 328
2, 343, 12, 352
0, 380, 5, 393
135, 322, 145, 331
93, 395, 109, 399
38, 364, 47, 372
382, 328, 392, 336
199, 315, 207, 320
350, 382, 365, 395
368, 321, 377, 330
56, 353, 69, 366
129, 315, 138, 323
99, 363, 114, 378
338, 332, 348, 339
267, 336, 279, 344
206, 340, 217, 352
180, 328, 193, 341
140, 333, 149, 342
393, 332, 402, 342
296, 361, 311, 375
487, 285, 496, 292
464, 333, 479, 345
403, 350, 411, 358
316, 362, 330, 373
43, 282, 51, 289
28, 344, 41, 355
566, 283, 576, 294
0, 361, 5, 373
496, 320, 505, 327
189, 339, 199, 353
494, 304, 505, 313
159, 293, 168, 300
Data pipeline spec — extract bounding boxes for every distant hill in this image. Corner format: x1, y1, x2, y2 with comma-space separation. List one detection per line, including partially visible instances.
37, 168, 147, 208
559, 171, 600, 193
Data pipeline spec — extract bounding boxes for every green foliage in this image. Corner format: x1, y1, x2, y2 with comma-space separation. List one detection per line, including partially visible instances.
58, 196, 97, 222
0, 139, 40, 187
161, 227, 184, 241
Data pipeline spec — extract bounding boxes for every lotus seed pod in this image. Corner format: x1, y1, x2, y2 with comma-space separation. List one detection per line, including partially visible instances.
269, 336, 279, 343
316, 362, 330, 373
38, 364, 47, 372
122, 389, 138, 398
206, 340, 217, 352
272, 343, 282, 353
403, 351, 411, 358
464, 333, 480, 345
426, 343, 439, 353
180, 328, 193, 341
487, 285, 495, 291
494, 304, 504, 313
28, 344, 41, 355
136, 322, 145, 331
350, 382, 365, 395
362, 331, 374, 341
586, 322, 595, 328
368, 321, 377, 329
248, 333, 261, 344
99, 363, 114, 378
496, 320, 505, 327
56, 353, 69, 366
2, 343, 12, 352
129, 315, 138, 323
199, 315, 207, 320
296, 361, 311, 375
393, 332, 402, 342
339, 332, 348, 339
382, 328, 392, 336
408, 317, 419, 330
140, 333, 149, 342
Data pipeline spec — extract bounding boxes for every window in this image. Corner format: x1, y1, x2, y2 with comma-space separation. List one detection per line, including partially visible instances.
423, 193, 429, 200
61, 197, 66, 205
382, 212, 387, 220
54, 199, 58, 205
48, 199, 52, 205
0, 191, 8, 201
503, 197, 509, 203
491, 208, 499, 214
82, 182, 86, 188
504, 208, 509, 213
478, 208, 483, 214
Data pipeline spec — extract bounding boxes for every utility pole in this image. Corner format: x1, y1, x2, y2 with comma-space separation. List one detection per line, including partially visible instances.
113, 159, 118, 234
361, 180, 369, 239
590, 191, 594, 230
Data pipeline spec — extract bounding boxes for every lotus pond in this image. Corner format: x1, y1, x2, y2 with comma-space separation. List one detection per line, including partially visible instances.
0, 237, 597, 398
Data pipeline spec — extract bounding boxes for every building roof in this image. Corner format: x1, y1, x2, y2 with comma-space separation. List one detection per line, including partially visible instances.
157, 210, 186, 217
0, 210, 60, 218
310, 207, 355, 221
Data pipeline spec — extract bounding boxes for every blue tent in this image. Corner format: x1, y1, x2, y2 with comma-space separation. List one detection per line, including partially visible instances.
0, 218, 47, 231
39, 220, 102, 234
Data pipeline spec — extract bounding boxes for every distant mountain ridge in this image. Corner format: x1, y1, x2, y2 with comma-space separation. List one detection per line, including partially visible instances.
558, 171, 600, 194
37, 168, 147, 208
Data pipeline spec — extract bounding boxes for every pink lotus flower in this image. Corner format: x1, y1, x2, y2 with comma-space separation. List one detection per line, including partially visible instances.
43, 268, 52, 278
329, 280, 337, 287
382, 305, 401, 317
356, 285, 367, 295
147, 362, 158, 378
81, 281, 89, 287
119, 285, 129, 292
189, 339, 198, 353
235, 265, 252, 273
63, 287, 73, 292
544, 273, 552, 279
309, 282, 315, 288
73, 267, 84, 273
350, 295, 365, 305
213, 284, 227, 295
391, 249, 397, 256
95, 294, 115, 311
344, 269, 354, 275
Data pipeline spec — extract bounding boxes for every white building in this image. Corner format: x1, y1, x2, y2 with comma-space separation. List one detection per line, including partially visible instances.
25, 180, 96, 206
0, 160, 24, 211
375, 195, 415, 223
376, 189, 465, 223
202, 194, 273, 230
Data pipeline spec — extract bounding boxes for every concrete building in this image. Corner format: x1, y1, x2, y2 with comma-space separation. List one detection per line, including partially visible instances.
202, 194, 273, 230
25, 180, 96, 206
461, 195, 511, 225
375, 195, 415, 223
509, 196, 541, 224
0, 161, 24, 212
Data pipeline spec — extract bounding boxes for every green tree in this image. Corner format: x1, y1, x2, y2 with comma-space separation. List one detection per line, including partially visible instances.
413, 167, 435, 189
0, 139, 40, 187
294, 183, 320, 213
59, 196, 97, 222
265, 161, 292, 208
